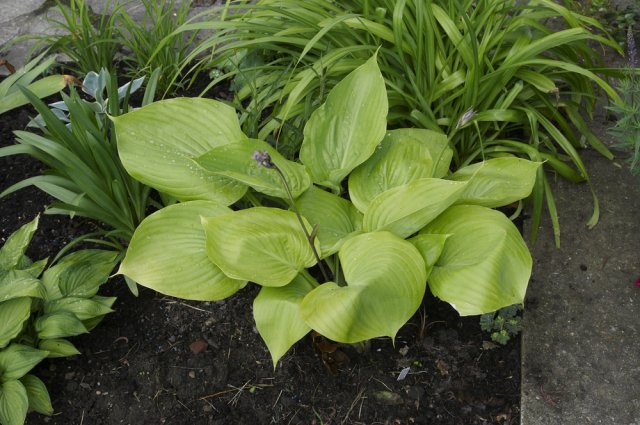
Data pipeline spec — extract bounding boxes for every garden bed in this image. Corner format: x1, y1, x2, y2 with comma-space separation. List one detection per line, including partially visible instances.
0, 102, 521, 425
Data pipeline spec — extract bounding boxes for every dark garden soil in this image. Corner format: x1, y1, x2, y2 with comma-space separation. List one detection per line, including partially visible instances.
0, 90, 520, 425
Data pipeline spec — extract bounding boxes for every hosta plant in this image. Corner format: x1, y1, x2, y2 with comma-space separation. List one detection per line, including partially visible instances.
114, 56, 539, 366
0, 217, 117, 425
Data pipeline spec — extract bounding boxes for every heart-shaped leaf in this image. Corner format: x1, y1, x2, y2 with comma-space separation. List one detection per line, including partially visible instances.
202, 208, 319, 287
253, 274, 315, 366
422, 205, 531, 315
38, 339, 80, 358
113, 97, 247, 204
450, 157, 540, 207
300, 54, 388, 191
0, 344, 49, 382
195, 139, 311, 199
0, 298, 31, 349
363, 178, 467, 238
21, 374, 53, 416
300, 232, 426, 343
295, 186, 363, 258
0, 217, 38, 271
119, 201, 246, 301
0, 380, 28, 425
349, 129, 452, 212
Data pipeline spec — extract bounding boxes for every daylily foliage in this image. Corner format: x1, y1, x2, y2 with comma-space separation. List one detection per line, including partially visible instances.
115, 55, 539, 366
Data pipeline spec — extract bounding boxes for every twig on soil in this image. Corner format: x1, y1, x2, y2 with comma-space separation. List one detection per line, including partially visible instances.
80, 410, 85, 425
161, 298, 215, 314
273, 389, 283, 408
341, 388, 366, 425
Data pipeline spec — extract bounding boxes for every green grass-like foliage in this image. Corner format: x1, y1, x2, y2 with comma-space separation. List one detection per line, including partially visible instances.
114, 55, 539, 366
0, 217, 117, 425
176, 0, 624, 244
0, 69, 160, 250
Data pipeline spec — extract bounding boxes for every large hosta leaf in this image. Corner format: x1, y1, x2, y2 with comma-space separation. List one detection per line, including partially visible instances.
253, 274, 315, 366
0, 217, 38, 271
195, 139, 311, 199
409, 234, 450, 278
300, 55, 388, 191
422, 205, 531, 315
363, 178, 467, 238
119, 201, 246, 301
349, 129, 452, 212
300, 232, 426, 343
202, 208, 319, 287
0, 380, 27, 425
450, 157, 540, 207
295, 186, 363, 258
113, 98, 247, 204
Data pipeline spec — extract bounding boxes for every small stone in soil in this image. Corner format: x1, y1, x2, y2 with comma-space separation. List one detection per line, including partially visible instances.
188, 371, 196, 378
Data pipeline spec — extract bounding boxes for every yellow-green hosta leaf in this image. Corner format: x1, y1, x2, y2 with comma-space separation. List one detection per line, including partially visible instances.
38, 339, 80, 358
409, 234, 451, 278
254, 274, 315, 366
118, 201, 245, 301
363, 178, 467, 238
35, 312, 88, 340
0, 270, 45, 301
450, 158, 541, 208
195, 139, 311, 199
113, 98, 247, 204
300, 232, 426, 343
300, 54, 388, 191
0, 344, 48, 382
44, 297, 113, 320
0, 380, 27, 425
20, 374, 53, 416
349, 129, 452, 212
422, 205, 531, 316
295, 186, 363, 258
0, 298, 31, 349
0, 217, 38, 271
202, 208, 319, 287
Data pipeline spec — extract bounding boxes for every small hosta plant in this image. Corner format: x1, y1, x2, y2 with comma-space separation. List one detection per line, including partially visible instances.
480, 304, 523, 345
114, 55, 539, 366
0, 217, 117, 425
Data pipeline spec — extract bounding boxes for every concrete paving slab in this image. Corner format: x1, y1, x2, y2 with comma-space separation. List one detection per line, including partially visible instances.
521, 149, 640, 424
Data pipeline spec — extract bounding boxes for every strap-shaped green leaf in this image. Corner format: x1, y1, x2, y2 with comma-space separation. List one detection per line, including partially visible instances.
195, 139, 311, 199
118, 201, 246, 301
300, 232, 426, 343
349, 128, 452, 212
422, 205, 531, 315
0, 344, 48, 382
363, 178, 467, 238
202, 208, 319, 287
20, 374, 53, 416
0, 380, 27, 425
0, 298, 31, 349
0, 217, 38, 271
450, 157, 540, 208
295, 186, 363, 258
113, 98, 247, 204
254, 274, 315, 366
300, 54, 388, 191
